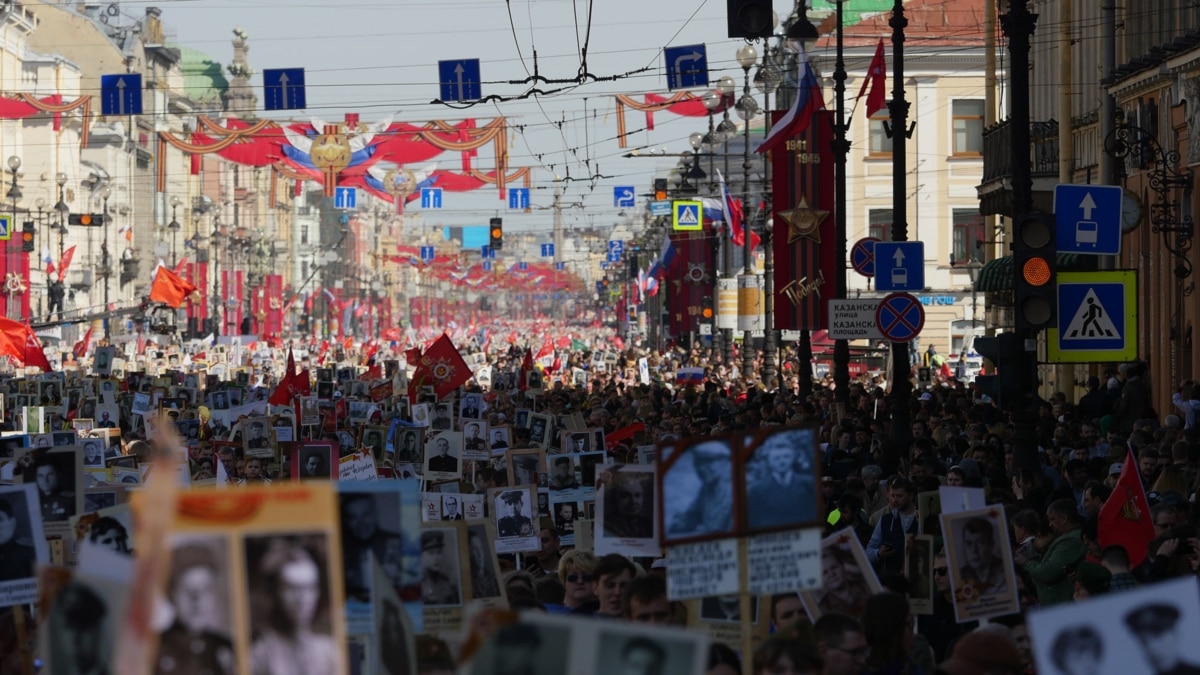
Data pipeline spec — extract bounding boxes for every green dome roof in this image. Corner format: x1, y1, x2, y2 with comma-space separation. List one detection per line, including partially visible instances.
173, 44, 228, 106
810, 0, 896, 27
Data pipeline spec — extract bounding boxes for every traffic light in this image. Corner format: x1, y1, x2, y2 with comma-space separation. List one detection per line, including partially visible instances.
653, 178, 668, 202
726, 0, 773, 38
973, 332, 1029, 412
1013, 211, 1056, 332
700, 296, 714, 321
489, 217, 503, 251
67, 213, 105, 226
20, 221, 34, 253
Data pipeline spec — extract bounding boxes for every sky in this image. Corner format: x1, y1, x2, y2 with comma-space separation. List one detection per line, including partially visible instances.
125, 0, 781, 235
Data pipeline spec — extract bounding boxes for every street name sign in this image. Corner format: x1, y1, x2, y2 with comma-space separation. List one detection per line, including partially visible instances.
828, 299, 884, 340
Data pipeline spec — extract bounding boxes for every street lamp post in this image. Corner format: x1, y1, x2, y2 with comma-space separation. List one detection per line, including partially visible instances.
736, 42, 760, 382
54, 172, 68, 259
756, 41, 783, 386
168, 195, 182, 265
717, 76, 738, 366
967, 257, 984, 322
827, 0, 853, 408
5, 156, 20, 320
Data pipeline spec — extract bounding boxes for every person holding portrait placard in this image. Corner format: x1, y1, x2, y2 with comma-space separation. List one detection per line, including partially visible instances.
603, 472, 653, 540
957, 516, 1007, 594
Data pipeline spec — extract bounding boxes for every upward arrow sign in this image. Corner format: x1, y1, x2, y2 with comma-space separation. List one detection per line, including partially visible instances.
278, 72, 291, 107
1079, 193, 1097, 220
892, 248, 905, 266
115, 78, 126, 115
454, 64, 466, 100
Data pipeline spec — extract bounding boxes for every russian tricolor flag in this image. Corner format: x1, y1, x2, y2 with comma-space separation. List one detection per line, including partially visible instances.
757, 43, 825, 155
675, 367, 706, 386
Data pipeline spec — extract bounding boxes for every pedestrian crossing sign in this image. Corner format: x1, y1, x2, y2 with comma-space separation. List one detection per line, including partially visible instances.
672, 200, 703, 231
1047, 271, 1137, 363
0, 216, 9, 241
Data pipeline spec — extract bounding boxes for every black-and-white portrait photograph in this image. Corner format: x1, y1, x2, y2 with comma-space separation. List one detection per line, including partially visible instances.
394, 429, 423, 465
81, 437, 106, 468
527, 413, 551, 448
0, 484, 49, 605
419, 529, 462, 607
589, 621, 707, 675
566, 432, 590, 454
661, 438, 735, 544
525, 369, 544, 393
244, 533, 340, 675
43, 575, 127, 675
361, 426, 387, 460
553, 500, 579, 539
299, 396, 320, 427
514, 408, 530, 429
24, 448, 82, 524
905, 534, 934, 615
431, 403, 454, 430
800, 528, 883, 621
467, 620, 570, 675
1029, 576, 1200, 675
548, 454, 579, 491
466, 523, 503, 600
291, 443, 333, 480
699, 595, 759, 624
941, 506, 1019, 622
423, 432, 462, 481
461, 420, 490, 460
492, 488, 538, 553
339, 490, 408, 603
489, 427, 511, 452
410, 403, 431, 428
93, 346, 115, 376
577, 452, 604, 491
441, 495, 466, 521
743, 427, 820, 533
243, 419, 271, 455
596, 464, 659, 558
156, 535, 236, 675
509, 450, 544, 488
459, 393, 483, 421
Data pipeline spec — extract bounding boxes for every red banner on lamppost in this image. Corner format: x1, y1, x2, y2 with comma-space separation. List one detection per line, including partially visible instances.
772, 110, 836, 331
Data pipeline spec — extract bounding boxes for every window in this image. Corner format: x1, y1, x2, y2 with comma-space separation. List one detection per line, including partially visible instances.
868, 209, 894, 242
952, 209, 985, 265
869, 108, 892, 156
301, 225, 309, 245
953, 100, 985, 155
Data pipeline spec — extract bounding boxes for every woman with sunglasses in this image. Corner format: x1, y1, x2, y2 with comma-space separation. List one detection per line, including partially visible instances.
556, 550, 598, 614
918, 551, 979, 663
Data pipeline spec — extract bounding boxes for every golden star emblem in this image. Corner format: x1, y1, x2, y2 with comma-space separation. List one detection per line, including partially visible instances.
779, 197, 830, 243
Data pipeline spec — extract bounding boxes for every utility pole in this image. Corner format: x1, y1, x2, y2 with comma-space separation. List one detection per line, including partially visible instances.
552, 184, 563, 268
1002, 0, 1042, 475
832, 0, 851, 407
888, 0, 914, 444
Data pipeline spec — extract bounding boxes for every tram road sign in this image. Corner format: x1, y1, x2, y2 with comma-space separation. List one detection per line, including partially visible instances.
1054, 184, 1122, 256
875, 292, 925, 343
873, 241, 924, 292
1047, 271, 1137, 363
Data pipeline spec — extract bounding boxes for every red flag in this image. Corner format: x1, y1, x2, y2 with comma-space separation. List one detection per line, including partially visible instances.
519, 348, 534, 392
57, 246, 76, 282
149, 265, 198, 308
173, 256, 188, 277
21, 325, 52, 372
0, 317, 50, 370
1098, 449, 1157, 568
857, 39, 887, 118
269, 349, 311, 406
408, 334, 472, 401
535, 337, 554, 361
73, 326, 93, 358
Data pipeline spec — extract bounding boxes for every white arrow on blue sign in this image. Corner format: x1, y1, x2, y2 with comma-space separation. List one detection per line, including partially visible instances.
420, 187, 443, 209
481, 246, 495, 259
437, 59, 482, 102
606, 251, 621, 263
334, 187, 356, 210
508, 188, 530, 210
262, 68, 306, 111
663, 44, 709, 91
482, 260, 493, 272
614, 187, 636, 208
608, 240, 624, 254
555, 262, 565, 271
519, 262, 529, 271
541, 243, 555, 257
1053, 184, 1122, 256
100, 73, 143, 115
420, 246, 435, 262
873, 241, 925, 292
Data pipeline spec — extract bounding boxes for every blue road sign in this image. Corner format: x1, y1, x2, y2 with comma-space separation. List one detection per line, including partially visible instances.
663, 44, 709, 91
481, 246, 495, 259
608, 240, 624, 254
482, 260, 493, 272
518, 262, 529, 271
263, 68, 306, 111
541, 243, 555, 257
420, 187, 443, 209
1053, 184, 1122, 256
419, 246, 435, 263
438, 59, 482, 102
873, 241, 924, 292
555, 262, 565, 271
508, 187, 530, 210
649, 200, 671, 216
875, 292, 926, 343
850, 237, 879, 278
0, 216, 9, 241
614, 186, 636, 208
606, 251, 622, 263
1047, 271, 1138, 363
334, 187, 356, 210
100, 73, 143, 115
